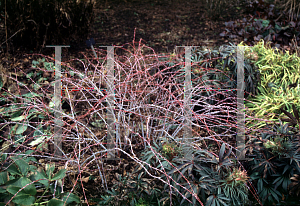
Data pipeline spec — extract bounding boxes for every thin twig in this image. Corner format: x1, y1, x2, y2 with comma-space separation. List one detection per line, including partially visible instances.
0, 28, 25, 47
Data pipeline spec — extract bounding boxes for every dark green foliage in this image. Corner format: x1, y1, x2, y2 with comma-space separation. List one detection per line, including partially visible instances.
139, 140, 250, 206
98, 171, 163, 206
0, 151, 79, 205
280, 103, 300, 132
0, 0, 95, 51
245, 115, 300, 205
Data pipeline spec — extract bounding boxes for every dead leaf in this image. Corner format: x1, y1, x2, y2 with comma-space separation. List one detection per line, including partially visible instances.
81, 176, 90, 183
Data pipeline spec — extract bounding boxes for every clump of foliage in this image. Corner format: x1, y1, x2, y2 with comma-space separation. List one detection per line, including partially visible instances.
242, 39, 300, 129
138, 139, 252, 206
245, 105, 300, 205
221, 0, 300, 52
0, 151, 80, 205
98, 171, 164, 206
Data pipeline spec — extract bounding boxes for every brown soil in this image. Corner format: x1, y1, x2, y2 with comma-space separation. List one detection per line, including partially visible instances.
87, 0, 249, 55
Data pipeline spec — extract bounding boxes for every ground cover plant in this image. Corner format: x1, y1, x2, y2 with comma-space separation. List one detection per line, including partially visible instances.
242, 39, 300, 130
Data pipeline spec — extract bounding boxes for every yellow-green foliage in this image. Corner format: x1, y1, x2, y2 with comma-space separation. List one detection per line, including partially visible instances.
239, 40, 300, 128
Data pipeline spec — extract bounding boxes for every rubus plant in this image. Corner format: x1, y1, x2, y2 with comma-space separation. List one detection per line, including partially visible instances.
31, 57, 55, 72
0, 150, 80, 205
0, 90, 53, 151
0, 36, 262, 205
245, 119, 300, 205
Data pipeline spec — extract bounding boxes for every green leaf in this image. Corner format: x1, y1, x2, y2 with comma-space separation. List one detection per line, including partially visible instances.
47, 198, 64, 206
28, 137, 45, 146
14, 135, 25, 144
12, 193, 35, 206
49, 98, 55, 108
7, 186, 35, 205
33, 170, 49, 186
7, 164, 21, 176
29, 165, 37, 172
10, 115, 26, 122
51, 169, 66, 181
49, 181, 62, 196
90, 120, 104, 128
33, 83, 41, 91
32, 60, 39, 66
0, 153, 7, 162
11, 177, 36, 196
44, 62, 54, 71
17, 81, 27, 87
7, 185, 23, 195
62, 193, 81, 204
12, 157, 29, 176
0, 172, 8, 185
219, 143, 225, 159
0, 187, 6, 193
15, 124, 28, 135
206, 195, 214, 206
33, 124, 44, 137
26, 72, 34, 79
